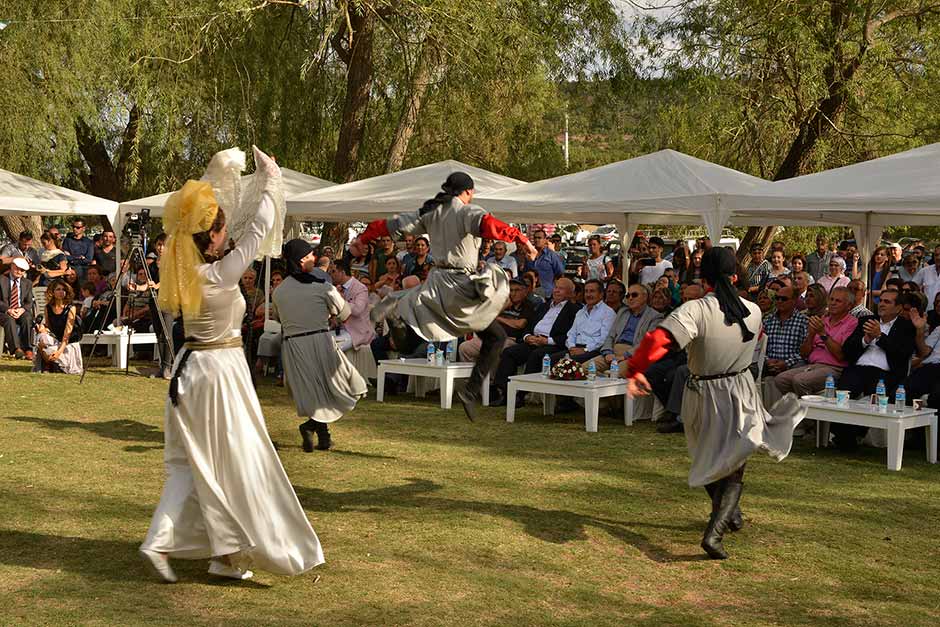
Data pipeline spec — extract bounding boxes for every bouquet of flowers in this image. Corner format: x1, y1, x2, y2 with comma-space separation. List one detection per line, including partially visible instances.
550, 356, 585, 380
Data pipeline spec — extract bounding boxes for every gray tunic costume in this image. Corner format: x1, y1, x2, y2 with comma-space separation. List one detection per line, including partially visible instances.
382, 197, 510, 341
660, 294, 805, 487
273, 276, 368, 423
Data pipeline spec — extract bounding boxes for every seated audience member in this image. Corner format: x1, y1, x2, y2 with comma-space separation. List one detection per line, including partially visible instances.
79, 281, 96, 319
914, 244, 940, 311
550, 279, 615, 366
650, 286, 672, 314
85, 266, 106, 295
255, 270, 285, 377
372, 256, 403, 295
832, 290, 916, 450
37, 230, 69, 285
32, 316, 82, 374
847, 279, 874, 318
883, 277, 903, 294
521, 270, 544, 307
0, 230, 42, 270
42, 279, 83, 368
763, 286, 808, 377
403, 236, 433, 282
771, 286, 858, 397
756, 289, 774, 317
804, 283, 828, 317
792, 271, 810, 310
904, 305, 940, 410
764, 249, 790, 284
789, 253, 808, 278
604, 280, 626, 312
901, 280, 921, 295
572, 281, 585, 305
585, 283, 661, 377
648, 282, 706, 434
312, 255, 333, 284
1, 258, 35, 358
369, 234, 397, 282
491, 241, 518, 278
460, 278, 534, 363
122, 267, 153, 333
818, 255, 850, 294
330, 260, 375, 353
896, 253, 921, 282
492, 277, 580, 404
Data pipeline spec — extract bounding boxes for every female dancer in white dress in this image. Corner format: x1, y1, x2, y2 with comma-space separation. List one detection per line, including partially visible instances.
626, 247, 804, 560
139, 147, 324, 582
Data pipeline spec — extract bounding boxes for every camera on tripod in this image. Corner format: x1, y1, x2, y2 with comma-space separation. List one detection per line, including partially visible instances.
123, 208, 151, 249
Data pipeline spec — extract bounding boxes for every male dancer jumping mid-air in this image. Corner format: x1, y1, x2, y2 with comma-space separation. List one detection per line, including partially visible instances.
351, 172, 536, 420
625, 247, 805, 559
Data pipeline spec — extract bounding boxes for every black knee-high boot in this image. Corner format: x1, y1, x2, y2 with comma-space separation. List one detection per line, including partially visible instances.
457, 321, 506, 421
313, 420, 332, 450
704, 484, 744, 532
299, 419, 317, 453
701, 465, 745, 559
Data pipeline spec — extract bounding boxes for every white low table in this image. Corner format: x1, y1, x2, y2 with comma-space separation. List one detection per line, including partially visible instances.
80, 329, 158, 369
802, 399, 938, 471
506, 373, 633, 432
376, 358, 489, 410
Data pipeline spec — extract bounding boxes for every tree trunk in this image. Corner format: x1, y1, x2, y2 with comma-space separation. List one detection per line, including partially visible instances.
385, 37, 439, 173
320, 5, 379, 252
1, 215, 43, 243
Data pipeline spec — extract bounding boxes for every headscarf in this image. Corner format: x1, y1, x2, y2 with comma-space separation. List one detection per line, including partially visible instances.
281, 238, 321, 284
701, 247, 755, 342
419, 171, 475, 215
157, 180, 220, 316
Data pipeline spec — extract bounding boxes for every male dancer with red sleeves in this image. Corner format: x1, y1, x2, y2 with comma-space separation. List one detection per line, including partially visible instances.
624, 247, 804, 560
351, 172, 536, 420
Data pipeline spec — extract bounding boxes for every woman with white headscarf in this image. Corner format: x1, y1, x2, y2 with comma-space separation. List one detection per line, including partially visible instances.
139, 147, 323, 583
817, 255, 850, 295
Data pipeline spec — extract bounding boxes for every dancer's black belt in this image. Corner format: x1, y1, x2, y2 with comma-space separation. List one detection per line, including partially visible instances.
690, 367, 750, 381
283, 328, 330, 342
433, 266, 471, 274
169, 336, 243, 406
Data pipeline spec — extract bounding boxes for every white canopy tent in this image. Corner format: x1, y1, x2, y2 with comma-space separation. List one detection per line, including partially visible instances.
119, 168, 334, 216
477, 149, 776, 246
287, 160, 524, 221
0, 168, 119, 225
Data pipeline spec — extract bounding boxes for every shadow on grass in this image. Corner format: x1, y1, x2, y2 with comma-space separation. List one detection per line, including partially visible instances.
6, 415, 164, 448
294, 478, 707, 563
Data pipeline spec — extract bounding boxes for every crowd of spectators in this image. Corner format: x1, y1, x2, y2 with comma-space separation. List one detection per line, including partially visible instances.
4, 219, 940, 457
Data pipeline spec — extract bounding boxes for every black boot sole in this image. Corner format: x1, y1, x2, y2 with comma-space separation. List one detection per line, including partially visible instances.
456, 387, 478, 422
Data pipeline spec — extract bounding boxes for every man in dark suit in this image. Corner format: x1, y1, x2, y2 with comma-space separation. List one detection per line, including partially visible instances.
1, 258, 35, 359
491, 277, 580, 405
833, 290, 916, 450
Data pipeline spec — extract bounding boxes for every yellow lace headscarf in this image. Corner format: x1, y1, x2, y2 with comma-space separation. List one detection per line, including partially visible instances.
157, 180, 220, 316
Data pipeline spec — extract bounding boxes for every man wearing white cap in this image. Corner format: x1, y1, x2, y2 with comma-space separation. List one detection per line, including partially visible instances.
1, 258, 35, 359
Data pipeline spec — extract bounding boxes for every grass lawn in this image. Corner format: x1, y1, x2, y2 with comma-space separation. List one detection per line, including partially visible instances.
1, 357, 938, 626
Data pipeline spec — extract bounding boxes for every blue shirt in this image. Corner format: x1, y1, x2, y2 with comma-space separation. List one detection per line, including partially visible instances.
616, 312, 642, 346
526, 248, 564, 297
62, 235, 95, 265
566, 302, 616, 352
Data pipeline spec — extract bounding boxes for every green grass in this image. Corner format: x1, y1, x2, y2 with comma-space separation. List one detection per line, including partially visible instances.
1, 357, 939, 626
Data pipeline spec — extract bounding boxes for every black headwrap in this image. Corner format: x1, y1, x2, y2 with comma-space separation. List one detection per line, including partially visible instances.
701, 247, 755, 342
420, 171, 475, 215
281, 238, 321, 284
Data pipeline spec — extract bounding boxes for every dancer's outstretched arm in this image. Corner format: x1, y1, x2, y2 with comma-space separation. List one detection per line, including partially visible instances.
624, 327, 676, 397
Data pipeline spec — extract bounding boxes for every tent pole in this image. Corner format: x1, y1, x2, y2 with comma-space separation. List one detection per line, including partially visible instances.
264, 255, 271, 325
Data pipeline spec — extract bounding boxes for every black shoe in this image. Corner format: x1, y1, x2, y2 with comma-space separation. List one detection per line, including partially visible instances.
701, 482, 743, 560
314, 422, 332, 450
457, 385, 479, 422
489, 387, 506, 407
705, 482, 743, 533
299, 424, 315, 453
657, 418, 685, 433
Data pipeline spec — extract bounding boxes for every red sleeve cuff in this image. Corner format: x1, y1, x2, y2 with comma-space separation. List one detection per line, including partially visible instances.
626, 327, 675, 378
480, 214, 529, 247
359, 220, 390, 246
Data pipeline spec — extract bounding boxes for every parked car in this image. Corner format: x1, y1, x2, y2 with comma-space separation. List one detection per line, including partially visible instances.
593, 224, 619, 245
561, 246, 589, 279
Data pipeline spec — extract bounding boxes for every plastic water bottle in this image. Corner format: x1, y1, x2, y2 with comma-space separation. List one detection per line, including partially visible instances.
824, 375, 836, 402
876, 379, 886, 398
895, 385, 906, 413
587, 361, 597, 382
609, 357, 619, 379
435, 348, 445, 366
876, 379, 888, 413
541, 354, 551, 377
446, 340, 456, 363
427, 343, 436, 364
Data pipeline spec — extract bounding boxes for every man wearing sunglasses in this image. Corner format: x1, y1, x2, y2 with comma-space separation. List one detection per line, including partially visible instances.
760, 287, 808, 405
62, 219, 95, 281
586, 283, 661, 377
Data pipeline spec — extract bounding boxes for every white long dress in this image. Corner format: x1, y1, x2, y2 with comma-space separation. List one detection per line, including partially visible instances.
140, 192, 324, 575
659, 294, 805, 487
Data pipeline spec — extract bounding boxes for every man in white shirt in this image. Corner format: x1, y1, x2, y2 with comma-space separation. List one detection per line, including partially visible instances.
915, 244, 940, 311
491, 241, 518, 278
638, 236, 672, 285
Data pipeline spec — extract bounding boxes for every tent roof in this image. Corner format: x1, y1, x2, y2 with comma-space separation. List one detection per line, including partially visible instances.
287, 160, 524, 220
0, 168, 119, 224
119, 168, 334, 216
737, 142, 940, 227
476, 150, 774, 240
